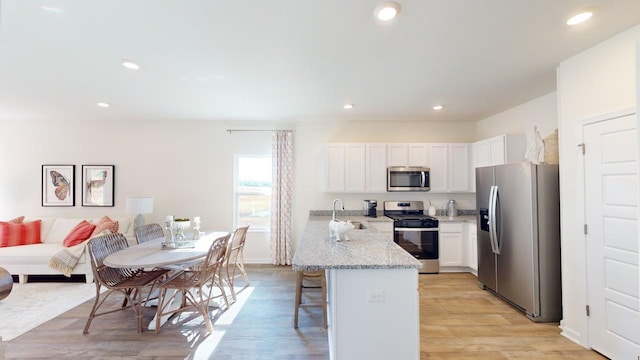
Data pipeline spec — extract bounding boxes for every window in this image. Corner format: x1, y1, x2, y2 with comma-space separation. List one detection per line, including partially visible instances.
234, 155, 272, 232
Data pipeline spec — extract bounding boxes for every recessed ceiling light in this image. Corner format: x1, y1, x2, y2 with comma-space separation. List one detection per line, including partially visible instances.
432, 105, 444, 111
343, 104, 354, 110
566, 11, 593, 26
97, 102, 110, 108
122, 60, 140, 70
374, 2, 401, 21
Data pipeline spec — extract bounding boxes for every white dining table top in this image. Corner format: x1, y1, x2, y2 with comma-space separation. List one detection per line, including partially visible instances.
103, 231, 230, 269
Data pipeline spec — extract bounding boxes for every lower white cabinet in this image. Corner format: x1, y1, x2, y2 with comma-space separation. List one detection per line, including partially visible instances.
439, 223, 465, 267
439, 222, 478, 273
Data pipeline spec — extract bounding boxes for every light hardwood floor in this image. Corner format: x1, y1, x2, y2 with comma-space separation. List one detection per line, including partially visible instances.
1, 265, 605, 359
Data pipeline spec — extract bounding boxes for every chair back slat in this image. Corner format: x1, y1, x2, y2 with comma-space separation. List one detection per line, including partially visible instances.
198, 234, 230, 282
135, 223, 165, 244
87, 233, 137, 287
226, 225, 249, 266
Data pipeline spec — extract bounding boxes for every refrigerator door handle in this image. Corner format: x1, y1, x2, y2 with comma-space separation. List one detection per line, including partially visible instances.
491, 185, 501, 255
488, 185, 498, 254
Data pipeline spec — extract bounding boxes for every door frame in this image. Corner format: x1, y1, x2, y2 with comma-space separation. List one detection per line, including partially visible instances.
575, 106, 637, 349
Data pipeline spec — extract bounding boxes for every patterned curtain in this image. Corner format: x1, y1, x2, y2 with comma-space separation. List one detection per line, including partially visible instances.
270, 130, 293, 265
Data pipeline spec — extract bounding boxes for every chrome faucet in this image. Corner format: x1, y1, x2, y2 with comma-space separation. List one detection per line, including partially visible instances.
332, 198, 344, 221
330, 198, 345, 240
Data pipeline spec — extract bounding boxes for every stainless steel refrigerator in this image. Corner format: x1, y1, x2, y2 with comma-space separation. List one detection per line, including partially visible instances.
476, 162, 562, 322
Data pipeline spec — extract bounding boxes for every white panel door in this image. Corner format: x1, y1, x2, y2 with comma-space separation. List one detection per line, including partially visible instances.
345, 144, 366, 192
583, 113, 640, 359
387, 144, 409, 166
429, 144, 448, 192
366, 144, 387, 192
326, 144, 345, 192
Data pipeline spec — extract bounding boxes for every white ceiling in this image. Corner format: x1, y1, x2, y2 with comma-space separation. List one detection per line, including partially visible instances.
1, 0, 639, 123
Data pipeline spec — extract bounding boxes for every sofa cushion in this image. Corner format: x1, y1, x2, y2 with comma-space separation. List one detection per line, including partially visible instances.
0, 220, 42, 247
91, 216, 119, 236
0, 243, 85, 265
63, 220, 96, 247
43, 218, 87, 244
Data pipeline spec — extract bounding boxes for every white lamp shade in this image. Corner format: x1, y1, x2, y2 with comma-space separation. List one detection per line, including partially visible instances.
125, 197, 154, 215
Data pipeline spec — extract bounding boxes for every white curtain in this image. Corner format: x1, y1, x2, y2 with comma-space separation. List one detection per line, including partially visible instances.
270, 130, 293, 265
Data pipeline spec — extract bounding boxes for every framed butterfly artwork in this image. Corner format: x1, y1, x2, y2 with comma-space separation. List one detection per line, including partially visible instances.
82, 165, 115, 207
41, 165, 75, 207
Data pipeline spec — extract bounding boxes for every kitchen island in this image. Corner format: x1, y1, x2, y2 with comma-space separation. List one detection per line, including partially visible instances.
292, 217, 422, 360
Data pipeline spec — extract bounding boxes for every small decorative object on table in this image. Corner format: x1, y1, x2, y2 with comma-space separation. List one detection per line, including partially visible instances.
162, 217, 195, 249
192, 216, 201, 240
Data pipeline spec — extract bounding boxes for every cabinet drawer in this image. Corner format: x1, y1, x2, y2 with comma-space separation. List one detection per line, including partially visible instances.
439, 223, 463, 233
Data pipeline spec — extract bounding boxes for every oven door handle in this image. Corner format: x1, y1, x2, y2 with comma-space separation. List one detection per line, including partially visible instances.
394, 227, 439, 232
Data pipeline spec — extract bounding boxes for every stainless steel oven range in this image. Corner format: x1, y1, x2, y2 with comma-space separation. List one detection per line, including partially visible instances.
384, 200, 439, 274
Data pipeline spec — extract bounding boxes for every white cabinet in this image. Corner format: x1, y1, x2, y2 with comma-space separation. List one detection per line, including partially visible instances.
467, 223, 477, 274
365, 144, 387, 192
345, 144, 366, 192
326, 143, 387, 193
387, 143, 429, 167
448, 144, 470, 192
387, 144, 409, 166
471, 134, 526, 191
326, 144, 346, 192
439, 223, 465, 268
429, 143, 471, 193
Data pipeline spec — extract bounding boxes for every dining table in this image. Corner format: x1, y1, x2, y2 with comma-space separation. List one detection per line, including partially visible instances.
104, 231, 230, 330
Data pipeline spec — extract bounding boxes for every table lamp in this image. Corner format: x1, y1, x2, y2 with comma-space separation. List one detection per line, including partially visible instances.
126, 197, 154, 229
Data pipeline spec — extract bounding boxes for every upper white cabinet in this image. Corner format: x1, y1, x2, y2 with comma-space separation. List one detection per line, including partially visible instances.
365, 144, 388, 192
345, 144, 366, 192
326, 143, 387, 193
429, 143, 471, 193
326, 144, 346, 192
470, 134, 526, 191
387, 144, 429, 167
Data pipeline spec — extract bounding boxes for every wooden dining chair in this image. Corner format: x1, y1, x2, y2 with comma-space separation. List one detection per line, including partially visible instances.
154, 233, 231, 334
222, 224, 250, 301
135, 223, 165, 244
83, 233, 168, 334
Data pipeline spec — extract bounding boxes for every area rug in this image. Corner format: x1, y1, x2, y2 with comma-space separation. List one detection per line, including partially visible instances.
0, 282, 97, 341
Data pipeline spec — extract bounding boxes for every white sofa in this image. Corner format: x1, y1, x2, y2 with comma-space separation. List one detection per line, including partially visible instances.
0, 216, 134, 284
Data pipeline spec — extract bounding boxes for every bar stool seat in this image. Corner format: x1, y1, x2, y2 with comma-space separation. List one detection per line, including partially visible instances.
294, 270, 327, 329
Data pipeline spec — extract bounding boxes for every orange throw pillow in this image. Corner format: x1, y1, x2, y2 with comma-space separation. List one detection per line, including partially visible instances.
91, 216, 119, 236
63, 220, 97, 247
0, 220, 42, 247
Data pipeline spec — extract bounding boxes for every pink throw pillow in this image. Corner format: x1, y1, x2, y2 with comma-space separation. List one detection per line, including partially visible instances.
63, 220, 97, 247
91, 216, 119, 236
0, 220, 42, 247
4, 216, 24, 224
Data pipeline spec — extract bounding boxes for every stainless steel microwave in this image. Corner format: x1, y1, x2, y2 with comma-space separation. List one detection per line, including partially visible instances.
387, 166, 430, 191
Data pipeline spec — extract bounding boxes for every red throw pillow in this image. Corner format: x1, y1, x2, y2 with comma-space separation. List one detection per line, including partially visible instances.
63, 220, 97, 247
0, 220, 42, 247
91, 216, 119, 236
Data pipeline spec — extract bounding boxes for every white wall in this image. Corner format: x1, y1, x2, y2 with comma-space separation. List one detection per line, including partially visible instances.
475, 92, 558, 139
0, 117, 480, 263
0, 120, 273, 263
556, 24, 640, 345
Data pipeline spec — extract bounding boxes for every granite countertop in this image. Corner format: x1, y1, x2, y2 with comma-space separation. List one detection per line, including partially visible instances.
435, 215, 477, 224
292, 217, 422, 271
